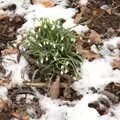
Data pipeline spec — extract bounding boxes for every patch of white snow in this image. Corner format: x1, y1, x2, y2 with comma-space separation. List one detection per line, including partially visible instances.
2, 54, 29, 86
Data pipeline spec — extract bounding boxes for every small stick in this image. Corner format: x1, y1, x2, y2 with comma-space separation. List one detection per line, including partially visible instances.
24, 81, 68, 88
0, 80, 68, 88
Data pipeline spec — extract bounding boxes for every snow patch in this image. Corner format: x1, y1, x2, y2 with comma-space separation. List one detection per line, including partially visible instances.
0, 0, 31, 15
40, 94, 100, 120
73, 59, 120, 94
19, 4, 88, 34
66, 94, 100, 120
19, 5, 76, 31
0, 86, 8, 100
2, 54, 29, 86
100, 104, 120, 120
73, 37, 120, 94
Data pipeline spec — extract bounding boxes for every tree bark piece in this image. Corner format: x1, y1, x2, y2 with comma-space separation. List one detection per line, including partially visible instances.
49, 75, 60, 99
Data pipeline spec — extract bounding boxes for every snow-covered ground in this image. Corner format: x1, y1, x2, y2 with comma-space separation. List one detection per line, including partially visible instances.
0, 0, 120, 120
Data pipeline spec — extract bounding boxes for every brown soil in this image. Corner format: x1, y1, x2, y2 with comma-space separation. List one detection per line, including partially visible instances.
80, 0, 120, 37
89, 82, 120, 115
0, 15, 25, 54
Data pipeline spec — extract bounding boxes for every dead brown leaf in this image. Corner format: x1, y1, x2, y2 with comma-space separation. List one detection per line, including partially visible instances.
0, 80, 10, 86
0, 14, 8, 20
22, 114, 30, 120
0, 112, 10, 120
31, 0, 55, 7
105, 8, 112, 15
12, 111, 30, 120
63, 86, 72, 100
89, 30, 102, 45
12, 112, 20, 118
75, 37, 101, 61
1, 48, 19, 56
74, 13, 81, 24
82, 50, 101, 61
112, 59, 120, 69
0, 100, 8, 110
74, 6, 87, 24
75, 38, 90, 54
31, 0, 40, 4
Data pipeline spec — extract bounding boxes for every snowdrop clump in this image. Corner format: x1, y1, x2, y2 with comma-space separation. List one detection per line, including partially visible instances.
0, 1, 119, 120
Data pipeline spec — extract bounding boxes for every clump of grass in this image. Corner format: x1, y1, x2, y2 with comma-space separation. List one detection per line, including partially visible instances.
24, 18, 82, 81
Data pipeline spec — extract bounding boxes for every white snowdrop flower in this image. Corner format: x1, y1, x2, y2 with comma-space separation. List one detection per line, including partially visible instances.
53, 44, 56, 48
46, 41, 49, 45
46, 57, 48, 61
35, 34, 38, 39
44, 24, 47, 28
50, 42, 53, 45
60, 71, 64, 75
43, 41, 46, 45
61, 65, 64, 69
65, 69, 68, 73
31, 29, 35, 34
71, 38, 75, 42
41, 59, 43, 64
65, 61, 69, 65
52, 25, 55, 30
61, 46, 64, 51
61, 36, 64, 40
38, 27, 41, 32
38, 43, 42, 47
54, 56, 57, 60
